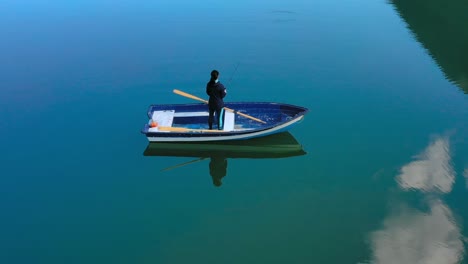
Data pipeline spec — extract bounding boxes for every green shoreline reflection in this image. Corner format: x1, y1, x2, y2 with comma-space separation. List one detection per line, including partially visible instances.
390, 0, 468, 93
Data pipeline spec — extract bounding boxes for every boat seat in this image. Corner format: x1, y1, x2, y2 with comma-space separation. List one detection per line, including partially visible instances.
174, 111, 209, 117
169, 110, 234, 131
148, 110, 175, 132
148, 109, 234, 132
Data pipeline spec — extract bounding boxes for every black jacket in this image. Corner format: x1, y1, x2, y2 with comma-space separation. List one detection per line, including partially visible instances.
206, 81, 226, 109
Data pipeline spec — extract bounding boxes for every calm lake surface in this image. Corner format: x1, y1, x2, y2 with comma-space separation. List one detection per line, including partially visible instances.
1, 0, 467, 263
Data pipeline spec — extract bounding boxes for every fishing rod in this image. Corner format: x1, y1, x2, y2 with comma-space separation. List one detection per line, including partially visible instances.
226, 62, 240, 86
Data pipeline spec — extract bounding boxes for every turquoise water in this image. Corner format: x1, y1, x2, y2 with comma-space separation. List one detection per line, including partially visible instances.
1, 0, 467, 263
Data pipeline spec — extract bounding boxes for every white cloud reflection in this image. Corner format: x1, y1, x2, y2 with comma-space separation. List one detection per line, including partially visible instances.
396, 137, 455, 193
370, 200, 465, 264
367, 136, 465, 264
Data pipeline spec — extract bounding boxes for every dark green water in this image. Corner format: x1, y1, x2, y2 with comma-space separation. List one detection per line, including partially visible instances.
1, 0, 467, 263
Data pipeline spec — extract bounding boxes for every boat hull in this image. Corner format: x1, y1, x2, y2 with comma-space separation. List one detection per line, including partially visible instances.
142, 102, 308, 142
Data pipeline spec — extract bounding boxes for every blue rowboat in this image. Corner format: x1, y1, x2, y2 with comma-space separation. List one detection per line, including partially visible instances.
141, 102, 308, 142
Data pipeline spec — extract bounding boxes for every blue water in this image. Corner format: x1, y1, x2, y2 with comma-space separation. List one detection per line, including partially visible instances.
1, 0, 467, 263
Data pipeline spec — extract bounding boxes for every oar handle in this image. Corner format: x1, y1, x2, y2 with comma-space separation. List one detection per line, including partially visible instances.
173, 89, 208, 104
157, 126, 228, 133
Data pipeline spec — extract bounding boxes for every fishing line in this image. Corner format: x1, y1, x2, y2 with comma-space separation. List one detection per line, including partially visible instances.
227, 62, 240, 86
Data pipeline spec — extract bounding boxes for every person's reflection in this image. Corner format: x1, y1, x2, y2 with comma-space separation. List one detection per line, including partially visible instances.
209, 156, 227, 187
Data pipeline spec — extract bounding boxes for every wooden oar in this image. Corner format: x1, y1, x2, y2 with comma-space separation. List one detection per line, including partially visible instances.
173, 89, 267, 124
157, 126, 229, 133
161, 157, 207, 172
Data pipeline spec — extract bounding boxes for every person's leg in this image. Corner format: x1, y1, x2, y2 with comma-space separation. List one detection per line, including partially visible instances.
208, 108, 215, 130
216, 108, 225, 130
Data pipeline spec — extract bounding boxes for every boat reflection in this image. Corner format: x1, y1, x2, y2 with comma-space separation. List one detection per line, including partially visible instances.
143, 132, 306, 187
368, 135, 465, 263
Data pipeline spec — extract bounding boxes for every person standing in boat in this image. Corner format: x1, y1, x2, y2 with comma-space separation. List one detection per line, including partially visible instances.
206, 70, 227, 130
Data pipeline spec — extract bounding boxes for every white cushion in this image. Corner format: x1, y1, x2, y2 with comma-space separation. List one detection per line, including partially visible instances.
150, 110, 175, 127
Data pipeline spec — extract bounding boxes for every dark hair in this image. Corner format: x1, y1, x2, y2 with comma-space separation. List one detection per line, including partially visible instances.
210, 70, 219, 82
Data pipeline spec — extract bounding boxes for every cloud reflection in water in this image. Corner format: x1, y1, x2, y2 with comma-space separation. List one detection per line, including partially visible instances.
396, 137, 454, 193
368, 136, 465, 264
370, 200, 464, 264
